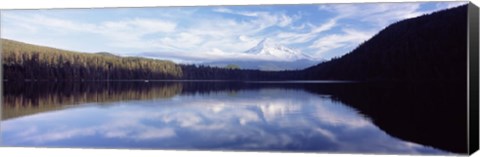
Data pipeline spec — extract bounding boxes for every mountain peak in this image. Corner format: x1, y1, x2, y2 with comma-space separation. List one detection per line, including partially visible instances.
245, 38, 309, 61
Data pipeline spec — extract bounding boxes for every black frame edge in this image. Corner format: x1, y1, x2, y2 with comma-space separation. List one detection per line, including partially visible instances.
468, 1, 479, 155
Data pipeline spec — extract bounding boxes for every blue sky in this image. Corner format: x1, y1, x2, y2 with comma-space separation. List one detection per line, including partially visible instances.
1, 1, 467, 63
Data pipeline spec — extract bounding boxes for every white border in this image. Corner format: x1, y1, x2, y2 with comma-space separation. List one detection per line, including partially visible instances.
0, 0, 478, 157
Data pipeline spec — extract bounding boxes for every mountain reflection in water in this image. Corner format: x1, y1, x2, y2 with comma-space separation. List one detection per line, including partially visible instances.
1, 81, 466, 154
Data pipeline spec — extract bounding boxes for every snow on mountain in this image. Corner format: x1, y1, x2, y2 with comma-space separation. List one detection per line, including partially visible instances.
244, 38, 310, 61
201, 38, 323, 71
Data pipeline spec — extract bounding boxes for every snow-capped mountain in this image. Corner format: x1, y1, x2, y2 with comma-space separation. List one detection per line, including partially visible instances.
244, 38, 309, 61
203, 38, 323, 71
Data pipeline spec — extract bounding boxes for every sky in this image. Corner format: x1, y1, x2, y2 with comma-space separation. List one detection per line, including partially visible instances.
0, 1, 468, 63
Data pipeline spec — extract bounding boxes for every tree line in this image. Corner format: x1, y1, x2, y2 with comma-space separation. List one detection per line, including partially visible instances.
2, 39, 182, 81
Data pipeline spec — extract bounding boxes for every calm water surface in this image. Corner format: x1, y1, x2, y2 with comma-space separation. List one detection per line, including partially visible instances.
1, 81, 465, 154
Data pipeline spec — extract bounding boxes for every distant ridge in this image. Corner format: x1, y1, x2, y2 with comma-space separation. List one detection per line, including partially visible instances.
96, 52, 118, 57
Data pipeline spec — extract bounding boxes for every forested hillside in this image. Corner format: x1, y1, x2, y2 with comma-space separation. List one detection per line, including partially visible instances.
304, 5, 467, 81
2, 39, 183, 80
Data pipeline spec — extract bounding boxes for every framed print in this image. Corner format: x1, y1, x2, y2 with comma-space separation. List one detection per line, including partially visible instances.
1, 1, 479, 156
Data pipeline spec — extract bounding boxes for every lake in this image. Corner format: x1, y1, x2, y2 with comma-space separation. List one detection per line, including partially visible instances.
1, 81, 467, 154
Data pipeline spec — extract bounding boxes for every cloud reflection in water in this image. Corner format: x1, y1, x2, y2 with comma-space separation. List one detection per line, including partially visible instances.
1, 88, 447, 154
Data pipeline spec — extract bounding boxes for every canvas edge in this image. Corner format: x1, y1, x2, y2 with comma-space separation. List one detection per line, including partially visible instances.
468, 1, 479, 155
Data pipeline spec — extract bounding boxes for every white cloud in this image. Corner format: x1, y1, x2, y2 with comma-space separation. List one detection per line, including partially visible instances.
5, 14, 177, 35
309, 28, 375, 58
212, 7, 295, 29
212, 7, 232, 14
276, 18, 337, 44
277, 14, 293, 27
238, 35, 250, 42
2, 13, 179, 54
103, 18, 177, 33
28, 128, 97, 143
135, 128, 176, 140
213, 7, 295, 27
311, 18, 338, 33
436, 1, 468, 10
318, 3, 425, 27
